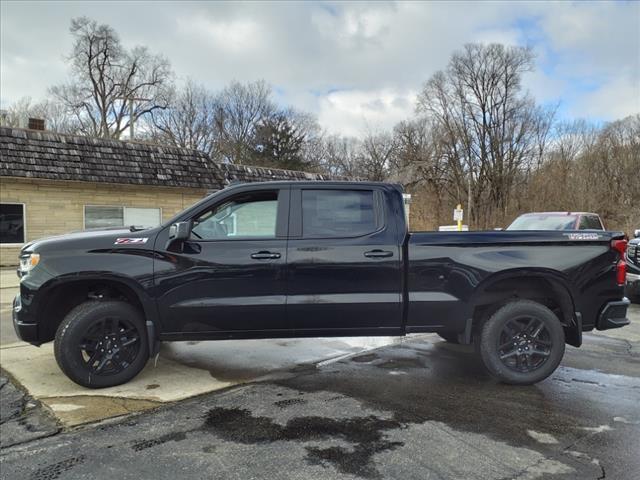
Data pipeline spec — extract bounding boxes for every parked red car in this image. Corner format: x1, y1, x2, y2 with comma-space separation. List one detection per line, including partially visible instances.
507, 212, 605, 231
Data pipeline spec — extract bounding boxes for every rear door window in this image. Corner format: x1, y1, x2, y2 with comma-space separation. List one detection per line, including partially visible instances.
301, 189, 379, 238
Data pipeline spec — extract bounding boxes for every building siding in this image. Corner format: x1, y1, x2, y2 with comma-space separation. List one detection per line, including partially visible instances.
0, 177, 207, 265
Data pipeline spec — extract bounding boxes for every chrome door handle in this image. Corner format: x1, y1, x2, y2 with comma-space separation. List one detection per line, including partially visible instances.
364, 250, 393, 258
251, 251, 281, 260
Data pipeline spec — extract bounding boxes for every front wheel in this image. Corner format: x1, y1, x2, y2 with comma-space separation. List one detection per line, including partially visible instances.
477, 300, 565, 385
54, 300, 149, 388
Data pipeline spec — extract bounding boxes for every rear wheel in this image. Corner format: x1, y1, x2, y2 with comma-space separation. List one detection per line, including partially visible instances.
54, 300, 149, 388
477, 300, 565, 385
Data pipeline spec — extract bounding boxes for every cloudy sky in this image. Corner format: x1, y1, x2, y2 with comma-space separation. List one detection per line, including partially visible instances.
1, 1, 639, 136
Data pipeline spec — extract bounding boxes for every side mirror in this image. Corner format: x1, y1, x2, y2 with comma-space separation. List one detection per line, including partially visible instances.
169, 221, 192, 241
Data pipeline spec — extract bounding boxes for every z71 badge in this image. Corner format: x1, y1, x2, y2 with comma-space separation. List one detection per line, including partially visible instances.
114, 237, 148, 245
564, 233, 601, 240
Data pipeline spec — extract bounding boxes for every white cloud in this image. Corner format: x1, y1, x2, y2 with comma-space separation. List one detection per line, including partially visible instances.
569, 75, 640, 120
1, 0, 638, 133
177, 17, 262, 53
318, 88, 418, 137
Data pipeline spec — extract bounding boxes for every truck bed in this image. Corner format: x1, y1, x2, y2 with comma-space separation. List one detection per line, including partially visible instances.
406, 230, 624, 335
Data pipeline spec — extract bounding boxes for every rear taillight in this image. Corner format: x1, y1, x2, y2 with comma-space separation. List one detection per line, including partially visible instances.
611, 239, 627, 286
611, 239, 627, 256
616, 260, 626, 286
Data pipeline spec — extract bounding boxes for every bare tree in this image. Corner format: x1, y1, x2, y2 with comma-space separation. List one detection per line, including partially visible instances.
147, 79, 220, 154
360, 130, 396, 181
320, 135, 363, 177
521, 114, 639, 234
417, 43, 555, 228
2, 96, 79, 133
50, 17, 173, 139
391, 118, 450, 226
215, 80, 274, 163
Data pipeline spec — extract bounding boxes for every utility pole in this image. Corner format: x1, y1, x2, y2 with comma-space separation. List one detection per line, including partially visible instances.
467, 162, 473, 229
115, 96, 150, 140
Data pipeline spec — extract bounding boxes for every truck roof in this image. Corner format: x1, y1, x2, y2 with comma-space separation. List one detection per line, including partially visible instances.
519, 212, 600, 216
225, 180, 397, 188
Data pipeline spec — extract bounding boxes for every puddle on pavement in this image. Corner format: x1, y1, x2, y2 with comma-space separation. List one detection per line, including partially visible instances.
43, 395, 160, 426
160, 341, 340, 383
375, 357, 426, 370
199, 406, 405, 478
351, 353, 379, 363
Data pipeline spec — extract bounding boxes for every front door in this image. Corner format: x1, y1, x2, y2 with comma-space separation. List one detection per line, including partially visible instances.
154, 187, 290, 336
286, 186, 403, 336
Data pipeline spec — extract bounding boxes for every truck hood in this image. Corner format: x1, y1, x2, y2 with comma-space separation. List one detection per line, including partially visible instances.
22, 227, 160, 253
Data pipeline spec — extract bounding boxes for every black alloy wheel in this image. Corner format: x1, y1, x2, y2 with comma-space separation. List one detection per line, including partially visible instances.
79, 317, 141, 376
497, 316, 552, 373
55, 300, 149, 388
476, 299, 565, 385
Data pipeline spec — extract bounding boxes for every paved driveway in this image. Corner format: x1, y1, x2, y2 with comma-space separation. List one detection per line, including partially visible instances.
1, 304, 638, 479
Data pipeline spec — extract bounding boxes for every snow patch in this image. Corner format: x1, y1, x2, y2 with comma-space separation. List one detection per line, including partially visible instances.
526, 430, 559, 444
580, 425, 613, 433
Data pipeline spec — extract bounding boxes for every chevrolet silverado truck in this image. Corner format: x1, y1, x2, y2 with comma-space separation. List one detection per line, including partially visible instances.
13, 181, 631, 388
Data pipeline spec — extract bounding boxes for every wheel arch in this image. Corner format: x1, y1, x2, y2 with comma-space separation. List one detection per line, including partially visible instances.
35, 274, 159, 346
471, 269, 581, 347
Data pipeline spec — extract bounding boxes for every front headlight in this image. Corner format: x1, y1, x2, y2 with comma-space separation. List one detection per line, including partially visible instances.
19, 253, 40, 275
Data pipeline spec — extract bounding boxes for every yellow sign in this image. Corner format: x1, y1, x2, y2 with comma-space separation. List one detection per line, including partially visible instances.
454, 204, 464, 231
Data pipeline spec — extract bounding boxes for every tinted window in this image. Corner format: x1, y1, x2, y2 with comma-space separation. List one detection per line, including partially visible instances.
302, 189, 377, 238
0, 203, 25, 244
192, 191, 278, 240
578, 215, 603, 230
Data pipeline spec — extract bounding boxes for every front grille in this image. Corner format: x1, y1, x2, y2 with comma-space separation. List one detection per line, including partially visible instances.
628, 243, 638, 264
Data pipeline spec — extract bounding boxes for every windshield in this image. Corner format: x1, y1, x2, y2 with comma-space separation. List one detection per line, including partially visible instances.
507, 214, 578, 230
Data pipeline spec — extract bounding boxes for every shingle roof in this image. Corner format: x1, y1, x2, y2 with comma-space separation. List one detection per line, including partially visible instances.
217, 163, 337, 185
0, 127, 340, 189
0, 127, 224, 189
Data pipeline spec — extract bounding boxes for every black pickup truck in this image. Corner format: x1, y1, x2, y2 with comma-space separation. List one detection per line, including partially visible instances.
13, 181, 631, 388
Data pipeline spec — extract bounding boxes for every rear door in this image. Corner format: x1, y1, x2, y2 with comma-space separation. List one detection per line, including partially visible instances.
286, 185, 403, 335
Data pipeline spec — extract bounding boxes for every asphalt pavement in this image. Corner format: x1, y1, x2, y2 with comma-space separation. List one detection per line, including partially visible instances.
1, 298, 639, 479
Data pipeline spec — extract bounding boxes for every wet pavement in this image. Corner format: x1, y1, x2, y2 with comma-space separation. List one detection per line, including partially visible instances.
0, 304, 638, 479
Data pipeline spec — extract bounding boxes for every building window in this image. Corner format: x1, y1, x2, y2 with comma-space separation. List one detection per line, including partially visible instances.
84, 206, 161, 230
0, 203, 25, 244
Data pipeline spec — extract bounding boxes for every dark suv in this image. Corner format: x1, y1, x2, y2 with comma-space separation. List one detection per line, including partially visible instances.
626, 230, 640, 303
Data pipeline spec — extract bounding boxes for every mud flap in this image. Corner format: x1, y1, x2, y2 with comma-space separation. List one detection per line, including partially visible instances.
146, 320, 161, 357
564, 312, 582, 347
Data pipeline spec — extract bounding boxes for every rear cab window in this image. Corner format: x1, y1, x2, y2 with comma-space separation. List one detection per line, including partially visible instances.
300, 189, 382, 238
578, 215, 604, 230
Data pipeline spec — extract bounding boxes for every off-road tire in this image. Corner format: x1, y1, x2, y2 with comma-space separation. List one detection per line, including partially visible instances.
54, 300, 149, 388
477, 300, 565, 385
